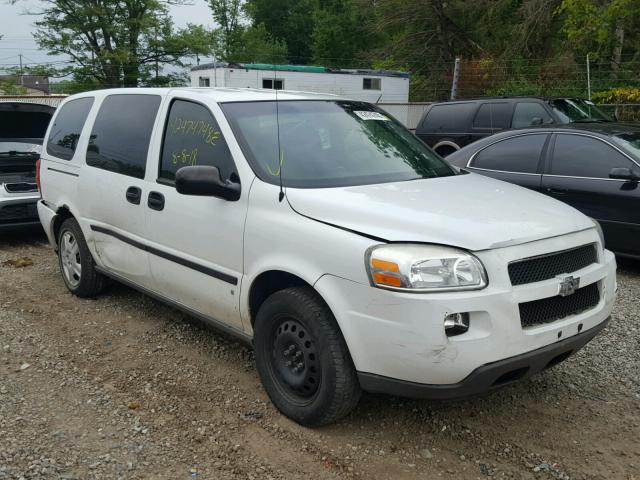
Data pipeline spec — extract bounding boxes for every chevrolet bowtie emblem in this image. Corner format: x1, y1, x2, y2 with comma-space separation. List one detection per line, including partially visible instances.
558, 275, 580, 297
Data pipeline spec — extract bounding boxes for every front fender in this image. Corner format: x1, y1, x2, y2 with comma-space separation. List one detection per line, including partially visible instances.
241, 180, 378, 329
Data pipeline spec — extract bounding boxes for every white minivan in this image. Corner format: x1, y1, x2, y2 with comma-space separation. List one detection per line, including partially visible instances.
37, 88, 616, 426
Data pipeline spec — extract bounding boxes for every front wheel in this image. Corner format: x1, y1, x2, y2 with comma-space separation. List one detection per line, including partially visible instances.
254, 286, 361, 426
57, 218, 105, 297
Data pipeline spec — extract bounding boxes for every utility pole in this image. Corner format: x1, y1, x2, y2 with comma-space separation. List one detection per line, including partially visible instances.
18, 54, 24, 85
212, 54, 216, 87
450, 57, 460, 101
154, 26, 159, 82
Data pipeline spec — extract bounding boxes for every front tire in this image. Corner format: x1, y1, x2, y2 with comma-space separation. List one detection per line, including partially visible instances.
254, 286, 361, 426
57, 218, 105, 298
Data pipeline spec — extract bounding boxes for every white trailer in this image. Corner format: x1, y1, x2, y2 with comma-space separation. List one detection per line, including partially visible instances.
190, 63, 409, 104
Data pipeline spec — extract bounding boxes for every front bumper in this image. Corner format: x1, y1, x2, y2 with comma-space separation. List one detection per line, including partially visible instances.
358, 318, 608, 399
314, 229, 616, 387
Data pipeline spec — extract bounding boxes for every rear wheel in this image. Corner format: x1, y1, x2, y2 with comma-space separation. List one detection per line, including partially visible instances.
435, 144, 458, 157
254, 286, 361, 426
57, 218, 105, 297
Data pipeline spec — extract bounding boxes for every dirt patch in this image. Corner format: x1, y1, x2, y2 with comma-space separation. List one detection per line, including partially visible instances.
0, 229, 639, 479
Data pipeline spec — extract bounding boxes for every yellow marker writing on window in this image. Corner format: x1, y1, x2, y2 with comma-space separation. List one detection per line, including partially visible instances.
266, 150, 285, 176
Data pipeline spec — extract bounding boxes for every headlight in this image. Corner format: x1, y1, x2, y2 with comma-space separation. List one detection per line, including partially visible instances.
366, 244, 487, 292
591, 218, 605, 248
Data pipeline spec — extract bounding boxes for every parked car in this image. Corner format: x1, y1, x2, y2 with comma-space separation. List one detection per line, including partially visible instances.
0, 102, 55, 229
38, 88, 616, 426
447, 124, 640, 258
415, 96, 614, 156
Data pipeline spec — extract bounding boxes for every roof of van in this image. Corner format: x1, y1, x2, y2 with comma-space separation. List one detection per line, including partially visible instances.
66, 87, 343, 103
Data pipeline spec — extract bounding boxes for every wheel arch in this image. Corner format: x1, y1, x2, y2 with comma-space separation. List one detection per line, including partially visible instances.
433, 140, 461, 156
244, 269, 363, 372
247, 269, 315, 327
52, 204, 76, 247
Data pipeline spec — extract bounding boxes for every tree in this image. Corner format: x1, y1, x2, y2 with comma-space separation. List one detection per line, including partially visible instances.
560, 0, 640, 74
311, 0, 371, 67
227, 23, 288, 63
244, 0, 316, 63
32, 0, 215, 88
208, 0, 244, 57
0, 77, 28, 95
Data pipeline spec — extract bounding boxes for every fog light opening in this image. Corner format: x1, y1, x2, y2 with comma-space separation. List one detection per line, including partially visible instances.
444, 312, 470, 337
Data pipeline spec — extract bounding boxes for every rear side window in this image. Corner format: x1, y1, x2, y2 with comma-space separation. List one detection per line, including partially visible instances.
86, 94, 161, 179
512, 102, 553, 128
473, 103, 512, 130
46, 97, 94, 160
421, 103, 475, 132
159, 99, 236, 182
471, 134, 547, 173
550, 134, 634, 178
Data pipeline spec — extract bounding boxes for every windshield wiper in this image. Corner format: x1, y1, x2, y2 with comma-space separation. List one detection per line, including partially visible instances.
571, 118, 609, 123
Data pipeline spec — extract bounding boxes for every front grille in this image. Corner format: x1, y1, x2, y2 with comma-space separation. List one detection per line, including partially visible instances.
4, 182, 37, 193
519, 282, 600, 328
0, 203, 38, 224
509, 243, 597, 286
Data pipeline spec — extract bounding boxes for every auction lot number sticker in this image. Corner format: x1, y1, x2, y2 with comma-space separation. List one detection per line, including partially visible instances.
354, 111, 390, 121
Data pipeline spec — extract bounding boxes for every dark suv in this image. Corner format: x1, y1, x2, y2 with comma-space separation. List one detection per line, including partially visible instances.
415, 97, 614, 156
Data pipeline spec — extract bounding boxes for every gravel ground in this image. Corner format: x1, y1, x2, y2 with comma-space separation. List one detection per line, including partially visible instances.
0, 228, 639, 480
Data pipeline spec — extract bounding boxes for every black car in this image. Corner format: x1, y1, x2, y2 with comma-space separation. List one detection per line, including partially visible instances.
446, 124, 640, 258
416, 97, 614, 157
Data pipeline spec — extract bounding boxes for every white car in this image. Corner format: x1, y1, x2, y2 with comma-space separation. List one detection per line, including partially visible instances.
37, 88, 616, 426
0, 102, 55, 230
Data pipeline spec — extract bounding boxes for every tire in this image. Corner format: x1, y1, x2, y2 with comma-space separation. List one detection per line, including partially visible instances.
57, 218, 105, 298
254, 286, 361, 426
435, 144, 458, 157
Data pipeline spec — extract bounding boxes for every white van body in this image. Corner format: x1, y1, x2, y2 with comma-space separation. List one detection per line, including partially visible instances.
37, 88, 616, 425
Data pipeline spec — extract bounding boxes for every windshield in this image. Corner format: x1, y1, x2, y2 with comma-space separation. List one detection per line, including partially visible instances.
549, 98, 613, 123
0, 141, 41, 155
610, 132, 640, 161
221, 100, 456, 188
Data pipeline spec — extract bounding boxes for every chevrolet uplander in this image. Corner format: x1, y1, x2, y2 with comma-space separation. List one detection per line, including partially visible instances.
37, 88, 616, 426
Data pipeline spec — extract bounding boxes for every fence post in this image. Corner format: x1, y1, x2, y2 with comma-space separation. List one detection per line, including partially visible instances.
450, 57, 460, 101
586, 53, 591, 101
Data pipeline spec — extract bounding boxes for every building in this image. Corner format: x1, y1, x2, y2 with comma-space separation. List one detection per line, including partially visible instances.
190, 63, 409, 103
0, 75, 50, 95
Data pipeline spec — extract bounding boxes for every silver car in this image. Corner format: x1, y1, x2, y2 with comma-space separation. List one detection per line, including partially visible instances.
0, 102, 55, 229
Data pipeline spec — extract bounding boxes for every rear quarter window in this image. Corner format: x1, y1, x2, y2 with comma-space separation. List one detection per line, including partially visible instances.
46, 97, 94, 161
420, 103, 475, 132
472, 103, 512, 130
86, 94, 161, 179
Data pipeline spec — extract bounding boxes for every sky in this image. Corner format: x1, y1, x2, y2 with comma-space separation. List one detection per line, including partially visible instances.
0, 0, 217, 78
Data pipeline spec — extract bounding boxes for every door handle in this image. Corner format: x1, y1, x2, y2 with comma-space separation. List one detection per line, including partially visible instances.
546, 187, 569, 196
147, 191, 165, 211
126, 186, 141, 205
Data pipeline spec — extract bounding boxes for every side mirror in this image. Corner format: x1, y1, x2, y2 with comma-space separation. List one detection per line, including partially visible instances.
530, 117, 543, 126
175, 165, 241, 201
609, 167, 640, 182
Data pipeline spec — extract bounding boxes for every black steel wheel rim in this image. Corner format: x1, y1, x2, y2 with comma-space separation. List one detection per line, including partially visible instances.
270, 316, 320, 403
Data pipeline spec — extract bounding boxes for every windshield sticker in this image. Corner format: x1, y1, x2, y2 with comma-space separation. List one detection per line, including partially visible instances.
354, 111, 390, 121
318, 128, 331, 150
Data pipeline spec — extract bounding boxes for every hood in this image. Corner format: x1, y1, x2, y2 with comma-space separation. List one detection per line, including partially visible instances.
286, 173, 594, 251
